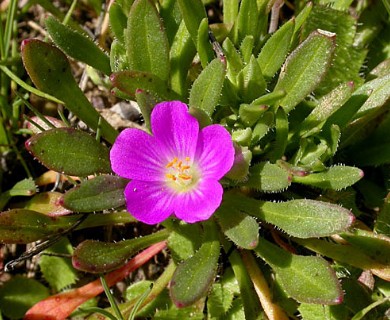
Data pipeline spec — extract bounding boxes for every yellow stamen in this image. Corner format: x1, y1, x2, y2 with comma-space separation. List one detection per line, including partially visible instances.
166, 157, 178, 168
165, 173, 177, 181
178, 173, 192, 180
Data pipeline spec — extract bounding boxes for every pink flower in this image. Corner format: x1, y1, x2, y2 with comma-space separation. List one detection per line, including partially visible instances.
110, 101, 235, 224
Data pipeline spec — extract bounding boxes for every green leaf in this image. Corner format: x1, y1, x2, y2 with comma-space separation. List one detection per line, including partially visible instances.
375, 193, 390, 236
167, 221, 203, 263
251, 111, 274, 144
207, 282, 234, 318
270, 107, 288, 162
45, 16, 111, 75
292, 165, 364, 190
244, 162, 291, 192
299, 81, 355, 138
0, 276, 49, 319
301, 6, 366, 94
237, 55, 266, 103
340, 229, 390, 266
197, 18, 214, 67
296, 237, 390, 273
109, 2, 127, 43
169, 20, 197, 98
258, 199, 354, 238
226, 193, 354, 238
72, 229, 169, 273
215, 206, 259, 249
223, 37, 243, 83
176, 0, 207, 46
21, 39, 117, 144
0, 178, 36, 211
24, 192, 71, 216
189, 58, 226, 117
25, 128, 111, 177
254, 239, 343, 304
0, 209, 80, 243
39, 238, 78, 292
233, 0, 259, 45
62, 175, 128, 212
110, 39, 129, 72
170, 221, 220, 308
126, 0, 170, 81
274, 29, 336, 113
111, 70, 176, 101
257, 18, 295, 79
240, 35, 254, 64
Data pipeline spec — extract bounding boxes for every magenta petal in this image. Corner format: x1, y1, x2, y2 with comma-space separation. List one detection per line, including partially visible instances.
124, 180, 175, 224
173, 179, 223, 223
110, 128, 164, 181
195, 125, 235, 180
151, 101, 199, 160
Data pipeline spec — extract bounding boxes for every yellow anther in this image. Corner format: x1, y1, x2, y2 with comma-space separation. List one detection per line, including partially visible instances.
181, 165, 190, 170
178, 174, 192, 180
166, 157, 178, 168
165, 173, 177, 181
185, 157, 190, 162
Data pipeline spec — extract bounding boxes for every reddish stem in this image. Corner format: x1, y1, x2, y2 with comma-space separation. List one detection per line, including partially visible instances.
24, 241, 167, 320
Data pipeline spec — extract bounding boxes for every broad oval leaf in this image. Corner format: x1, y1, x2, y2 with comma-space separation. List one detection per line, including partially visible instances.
45, 16, 111, 75
72, 230, 169, 273
110, 70, 176, 100
189, 58, 226, 117
244, 162, 291, 192
126, 0, 170, 81
0, 209, 80, 243
255, 239, 343, 305
25, 128, 111, 177
21, 39, 117, 144
215, 206, 259, 249
170, 221, 220, 308
24, 192, 71, 216
62, 175, 128, 212
225, 193, 354, 238
258, 199, 355, 238
292, 165, 364, 190
274, 29, 336, 112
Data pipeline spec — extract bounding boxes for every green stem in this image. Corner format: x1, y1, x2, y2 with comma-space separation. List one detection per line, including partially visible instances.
0, 65, 64, 104
100, 275, 124, 320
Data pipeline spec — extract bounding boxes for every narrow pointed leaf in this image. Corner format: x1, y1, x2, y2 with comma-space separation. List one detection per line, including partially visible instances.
215, 206, 259, 249
72, 230, 169, 273
109, 2, 127, 43
340, 229, 390, 266
25, 128, 111, 177
258, 18, 295, 79
296, 238, 390, 280
176, 0, 207, 46
292, 165, 364, 190
21, 39, 118, 144
274, 30, 336, 112
254, 239, 343, 304
189, 58, 226, 117
170, 221, 220, 308
0, 209, 80, 243
45, 16, 111, 75
126, 0, 170, 81
237, 55, 266, 103
62, 175, 128, 212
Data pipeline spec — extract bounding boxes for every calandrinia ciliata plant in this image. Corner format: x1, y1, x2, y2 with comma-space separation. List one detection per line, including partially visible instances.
0, 0, 389, 319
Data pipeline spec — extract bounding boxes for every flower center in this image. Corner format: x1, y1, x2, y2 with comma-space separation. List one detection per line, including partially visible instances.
165, 157, 197, 191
